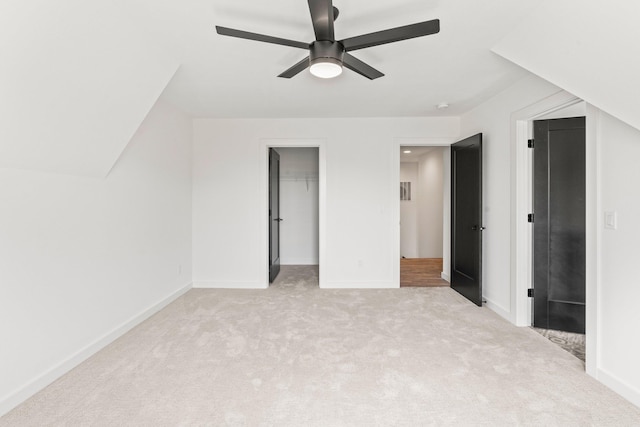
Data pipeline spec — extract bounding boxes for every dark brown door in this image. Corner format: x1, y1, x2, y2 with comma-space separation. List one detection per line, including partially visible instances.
532, 117, 586, 333
451, 134, 483, 306
269, 148, 281, 283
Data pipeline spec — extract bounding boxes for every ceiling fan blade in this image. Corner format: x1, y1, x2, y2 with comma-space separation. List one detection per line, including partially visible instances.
341, 19, 440, 52
278, 57, 311, 78
307, 0, 335, 41
216, 26, 309, 50
342, 54, 384, 80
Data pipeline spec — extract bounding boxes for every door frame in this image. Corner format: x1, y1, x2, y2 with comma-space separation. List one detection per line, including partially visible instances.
392, 137, 456, 288
510, 91, 598, 376
260, 139, 326, 287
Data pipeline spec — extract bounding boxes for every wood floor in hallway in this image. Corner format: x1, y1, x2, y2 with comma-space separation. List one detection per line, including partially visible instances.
400, 258, 450, 287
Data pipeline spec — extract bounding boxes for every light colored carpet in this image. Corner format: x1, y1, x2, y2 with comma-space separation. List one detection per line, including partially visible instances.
3, 265, 639, 426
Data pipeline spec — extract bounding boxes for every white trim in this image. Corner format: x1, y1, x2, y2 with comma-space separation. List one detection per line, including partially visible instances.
441, 272, 450, 282
392, 137, 456, 289
597, 368, 640, 408
0, 283, 192, 417
509, 91, 599, 379
587, 104, 602, 378
483, 297, 511, 321
193, 281, 267, 289
321, 281, 396, 289
259, 139, 326, 288
281, 259, 319, 265
509, 91, 583, 326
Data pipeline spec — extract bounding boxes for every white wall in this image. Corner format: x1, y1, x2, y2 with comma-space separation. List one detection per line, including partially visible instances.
417, 148, 445, 258
460, 74, 562, 319
462, 73, 640, 406
0, 0, 181, 177
0, 97, 193, 415
596, 111, 640, 406
400, 162, 419, 258
278, 147, 319, 265
192, 117, 459, 289
400, 148, 445, 259
492, 0, 640, 133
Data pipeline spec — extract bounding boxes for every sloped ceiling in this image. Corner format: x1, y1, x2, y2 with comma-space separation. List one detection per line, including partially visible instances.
11, 0, 634, 177
0, 1, 181, 177
492, 0, 640, 132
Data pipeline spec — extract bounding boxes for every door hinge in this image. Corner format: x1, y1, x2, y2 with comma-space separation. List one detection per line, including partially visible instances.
528, 288, 534, 298
528, 213, 534, 223
528, 139, 534, 148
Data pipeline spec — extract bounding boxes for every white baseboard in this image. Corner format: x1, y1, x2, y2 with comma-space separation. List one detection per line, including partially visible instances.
597, 368, 640, 408
0, 283, 192, 418
441, 272, 450, 281
193, 281, 268, 289
281, 259, 319, 265
321, 281, 398, 289
483, 297, 512, 322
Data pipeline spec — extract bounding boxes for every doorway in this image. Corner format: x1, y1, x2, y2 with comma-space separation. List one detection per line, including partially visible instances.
530, 116, 587, 362
531, 116, 586, 333
399, 145, 449, 287
268, 147, 320, 286
510, 97, 589, 365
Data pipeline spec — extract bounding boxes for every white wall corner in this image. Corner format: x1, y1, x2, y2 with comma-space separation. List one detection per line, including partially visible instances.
103, 71, 182, 179
585, 103, 601, 378
596, 369, 640, 409
492, 0, 640, 133
483, 297, 512, 323
0, 1, 183, 177
0, 283, 192, 417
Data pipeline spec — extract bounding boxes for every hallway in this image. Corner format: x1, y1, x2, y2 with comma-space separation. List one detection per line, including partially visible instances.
400, 258, 449, 287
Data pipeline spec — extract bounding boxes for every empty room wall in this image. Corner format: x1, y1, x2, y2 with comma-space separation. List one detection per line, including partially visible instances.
417, 148, 445, 258
462, 72, 640, 405
192, 117, 459, 288
460, 74, 562, 319
278, 147, 319, 265
400, 162, 419, 258
597, 111, 640, 406
492, 0, 640, 132
0, 97, 193, 415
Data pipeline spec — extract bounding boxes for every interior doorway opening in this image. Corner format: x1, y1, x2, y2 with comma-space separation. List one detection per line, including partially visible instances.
268, 146, 320, 287
527, 104, 587, 363
399, 145, 450, 287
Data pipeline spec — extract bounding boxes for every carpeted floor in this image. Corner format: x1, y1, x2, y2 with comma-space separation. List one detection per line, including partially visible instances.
2, 265, 639, 426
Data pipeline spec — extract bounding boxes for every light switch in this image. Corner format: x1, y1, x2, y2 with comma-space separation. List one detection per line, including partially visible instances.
604, 211, 617, 230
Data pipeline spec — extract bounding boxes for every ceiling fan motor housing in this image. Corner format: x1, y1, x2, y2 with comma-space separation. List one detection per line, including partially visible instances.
216, 0, 440, 80
309, 40, 345, 67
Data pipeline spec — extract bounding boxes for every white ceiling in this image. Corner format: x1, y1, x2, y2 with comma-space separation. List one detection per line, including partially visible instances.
400, 146, 441, 162
4, 0, 639, 178
159, 0, 537, 118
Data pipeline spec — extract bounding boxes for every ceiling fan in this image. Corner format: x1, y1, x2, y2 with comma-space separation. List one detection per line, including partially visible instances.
215, 0, 440, 80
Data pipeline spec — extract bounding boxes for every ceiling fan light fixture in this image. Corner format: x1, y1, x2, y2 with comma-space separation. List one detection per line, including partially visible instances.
309, 58, 343, 79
